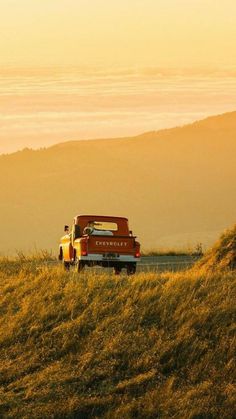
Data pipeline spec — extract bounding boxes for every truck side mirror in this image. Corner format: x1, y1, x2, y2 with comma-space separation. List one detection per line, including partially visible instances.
129, 230, 133, 236
64, 225, 69, 233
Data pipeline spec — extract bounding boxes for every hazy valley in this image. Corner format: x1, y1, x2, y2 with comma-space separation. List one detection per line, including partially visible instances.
1, 111, 236, 254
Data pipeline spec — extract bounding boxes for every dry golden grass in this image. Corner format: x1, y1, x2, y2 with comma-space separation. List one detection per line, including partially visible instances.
196, 225, 236, 272
0, 249, 235, 418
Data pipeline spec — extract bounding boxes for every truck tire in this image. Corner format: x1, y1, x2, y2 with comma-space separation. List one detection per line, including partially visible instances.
58, 247, 63, 261
114, 266, 122, 275
64, 261, 70, 271
127, 263, 136, 275
77, 260, 85, 273
61, 249, 70, 270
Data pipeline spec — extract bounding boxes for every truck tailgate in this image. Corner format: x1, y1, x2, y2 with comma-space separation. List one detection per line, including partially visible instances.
88, 236, 135, 254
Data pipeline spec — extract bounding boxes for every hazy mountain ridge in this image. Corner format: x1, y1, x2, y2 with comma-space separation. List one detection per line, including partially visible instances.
1, 111, 236, 253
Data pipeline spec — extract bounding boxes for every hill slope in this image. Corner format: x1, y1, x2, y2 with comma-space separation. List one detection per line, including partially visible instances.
0, 260, 235, 418
1, 111, 236, 253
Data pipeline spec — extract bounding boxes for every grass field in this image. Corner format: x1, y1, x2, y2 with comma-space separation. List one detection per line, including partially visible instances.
0, 247, 235, 418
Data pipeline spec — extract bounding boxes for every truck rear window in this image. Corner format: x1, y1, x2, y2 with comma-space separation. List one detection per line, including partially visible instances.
92, 221, 118, 232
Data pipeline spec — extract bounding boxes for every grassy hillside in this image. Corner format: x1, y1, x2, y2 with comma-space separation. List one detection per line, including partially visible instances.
196, 225, 236, 272
0, 260, 235, 417
1, 111, 236, 254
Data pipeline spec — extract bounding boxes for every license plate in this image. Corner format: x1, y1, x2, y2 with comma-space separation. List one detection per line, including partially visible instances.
103, 253, 119, 259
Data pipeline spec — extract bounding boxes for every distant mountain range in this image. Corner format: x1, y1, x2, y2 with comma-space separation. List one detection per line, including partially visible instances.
1, 111, 236, 254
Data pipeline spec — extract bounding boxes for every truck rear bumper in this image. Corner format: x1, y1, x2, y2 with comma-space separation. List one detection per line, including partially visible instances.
78, 253, 139, 263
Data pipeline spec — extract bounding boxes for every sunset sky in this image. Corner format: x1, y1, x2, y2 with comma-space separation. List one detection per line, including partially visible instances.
1, 0, 236, 67
1, 0, 236, 153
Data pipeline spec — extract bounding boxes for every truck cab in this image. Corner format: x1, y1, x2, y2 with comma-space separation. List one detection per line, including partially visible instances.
59, 215, 140, 274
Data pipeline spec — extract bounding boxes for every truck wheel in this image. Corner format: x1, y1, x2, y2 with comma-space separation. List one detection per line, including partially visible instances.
77, 260, 85, 273
62, 250, 70, 270
127, 263, 136, 275
114, 266, 122, 275
58, 247, 63, 261
64, 261, 70, 271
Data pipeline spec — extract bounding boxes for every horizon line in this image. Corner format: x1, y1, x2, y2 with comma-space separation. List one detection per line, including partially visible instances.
1, 109, 235, 157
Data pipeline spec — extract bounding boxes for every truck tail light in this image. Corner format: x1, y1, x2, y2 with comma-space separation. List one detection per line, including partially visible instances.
135, 251, 141, 258
81, 237, 88, 256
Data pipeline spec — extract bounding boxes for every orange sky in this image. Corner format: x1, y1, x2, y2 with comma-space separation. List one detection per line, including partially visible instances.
1, 0, 236, 68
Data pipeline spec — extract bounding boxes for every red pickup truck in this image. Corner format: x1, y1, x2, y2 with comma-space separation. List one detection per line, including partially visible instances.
59, 215, 140, 274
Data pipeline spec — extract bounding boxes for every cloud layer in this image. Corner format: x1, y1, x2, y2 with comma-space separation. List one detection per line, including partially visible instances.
0, 66, 236, 153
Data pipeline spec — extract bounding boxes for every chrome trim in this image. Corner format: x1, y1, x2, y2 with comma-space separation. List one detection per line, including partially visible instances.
78, 253, 140, 262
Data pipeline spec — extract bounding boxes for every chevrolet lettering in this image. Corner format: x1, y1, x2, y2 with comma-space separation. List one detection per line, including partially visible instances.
95, 241, 128, 247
